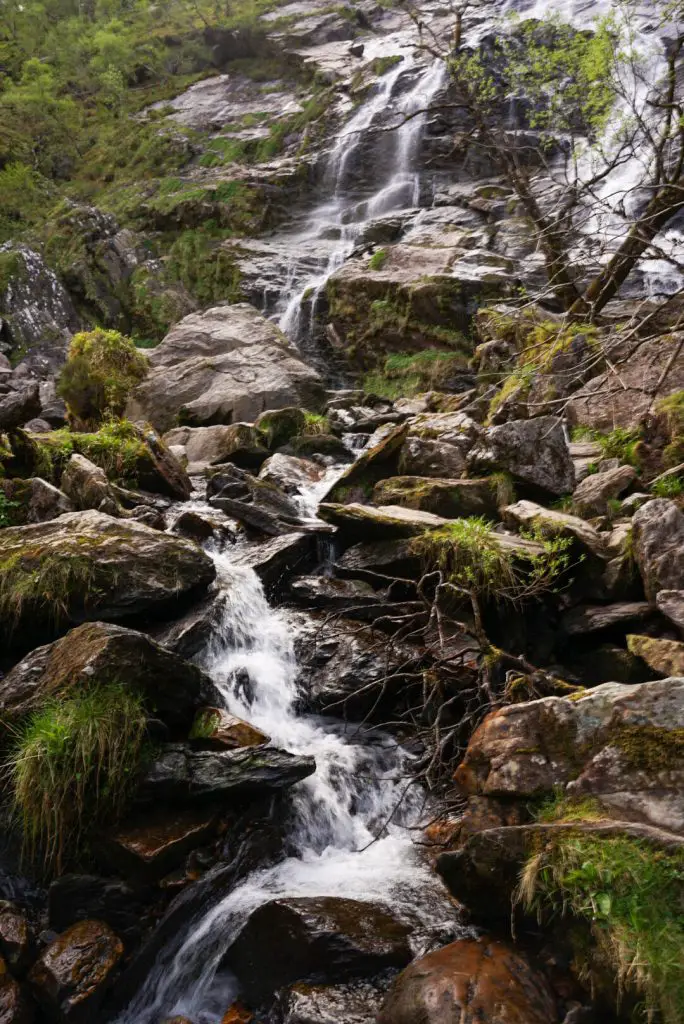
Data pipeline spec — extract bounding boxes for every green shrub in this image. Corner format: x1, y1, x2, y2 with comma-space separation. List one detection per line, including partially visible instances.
10, 682, 147, 871
519, 830, 684, 1023
58, 328, 148, 429
652, 474, 684, 499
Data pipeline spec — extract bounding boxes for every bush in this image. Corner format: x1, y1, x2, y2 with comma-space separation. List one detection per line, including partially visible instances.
10, 682, 147, 871
58, 328, 148, 429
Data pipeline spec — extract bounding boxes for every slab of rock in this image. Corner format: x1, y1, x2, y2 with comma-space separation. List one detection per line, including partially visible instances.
0, 511, 215, 649
372, 476, 498, 519
163, 423, 268, 475
0, 904, 34, 974
0, 621, 217, 727
258, 454, 323, 495
503, 499, 606, 558
225, 896, 412, 1006
407, 411, 480, 447
398, 435, 467, 478
28, 920, 123, 1021
126, 304, 324, 433
572, 464, 637, 516
455, 677, 684, 834
633, 499, 684, 601
290, 576, 384, 613
232, 533, 318, 591
470, 416, 574, 497
61, 454, 120, 514
378, 938, 559, 1024
172, 509, 233, 544
562, 602, 656, 636
189, 708, 269, 751
656, 590, 684, 636
334, 539, 420, 583
0, 384, 41, 433
136, 744, 315, 804
99, 806, 219, 881
627, 635, 684, 677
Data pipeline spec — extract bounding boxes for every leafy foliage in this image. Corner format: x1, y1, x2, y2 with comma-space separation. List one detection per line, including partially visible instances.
58, 328, 148, 428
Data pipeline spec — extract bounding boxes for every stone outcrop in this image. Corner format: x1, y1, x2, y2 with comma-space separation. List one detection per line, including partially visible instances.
28, 920, 123, 1021
469, 416, 575, 497
61, 454, 121, 515
572, 464, 638, 517
126, 304, 324, 433
632, 498, 684, 601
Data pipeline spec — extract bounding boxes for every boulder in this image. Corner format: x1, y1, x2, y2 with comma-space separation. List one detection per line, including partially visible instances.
172, 509, 234, 544
0, 621, 217, 728
0, 964, 34, 1024
271, 976, 391, 1024
371, 477, 498, 519
60, 454, 120, 515
99, 805, 220, 882
0, 385, 41, 433
633, 499, 684, 601
407, 412, 480, 448
455, 677, 684, 835
163, 423, 268, 475
398, 436, 467, 478
470, 416, 574, 497
189, 708, 270, 751
561, 601, 657, 637
48, 875, 153, 943
231, 533, 317, 591
1, 478, 74, 525
0, 511, 215, 649
290, 576, 385, 613
28, 920, 123, 1021
182, 423, 269, 472
572, 464, 638, 517
224, 896, 412, 1006
135, 744, 316, 804
502, 499, 606, 559
258, 454, 324, 496
627, 635, 684, 678
656, 590, 684, 636
0, 904, 34, 974
285, 434, 351, 462
378, 938, 559, 1024
324, 423, 408, 504
126, 305, 324, 433
334, 539, 421, 583
254, 407, 307, 448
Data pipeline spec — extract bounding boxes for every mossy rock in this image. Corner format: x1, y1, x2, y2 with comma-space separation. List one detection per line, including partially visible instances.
255, 407, 307, 449
371, 476, 499, 520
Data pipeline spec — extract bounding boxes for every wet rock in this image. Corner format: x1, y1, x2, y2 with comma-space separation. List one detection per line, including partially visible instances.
378, 937, 560, 1024
656, 590, 684, 637
0, 511, 215, 650
0, 962, 34, 1024
0, 244, 80, 375
60, 454, 120, 515
455, 677, 684, 834
189, 708, 270, 751
126, 304, 324, 433
172, 509, 235, 544
254, 407, 307, 448
0, 905, 34, 974
99, 805, 220, 882
561, 602, 657, 637
28, 920, 123, 1021
232, 532, 318, 592
503, 500, 606, 559
334, 538, 420, 583
272, 975, 392, 1024
220, 1005, 253, 1024
470, 416, 574, 497
398, 436, 467, 478
136, 744, 315, 804
0, 621, 217, 727
319, 502, 448, 539
372, 476, 498, 519
0, 385, 41, 433
633, 499, 684, 601
572, 465, 638, 517
326, 405, 403, 434
225, 896, 412, 1006
324, 423, 407, 503
627, 634, 684, 677
258, 454, 324, 496
151, 589, 225, 659
48, 876, 152, 943
290, 576, 384, 613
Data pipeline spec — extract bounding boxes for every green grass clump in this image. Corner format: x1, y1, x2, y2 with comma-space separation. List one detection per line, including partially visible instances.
519, 830, 684, 1023
368, 248, 388, 271
37, 419, 148, 484
302, 411, 329, 435
652, 474, 684, 499
570, 425, 642, 467
0, 549, 102, 635
58, 328, 148, 430
10, 682, 147, 871
363, 350, 469, 399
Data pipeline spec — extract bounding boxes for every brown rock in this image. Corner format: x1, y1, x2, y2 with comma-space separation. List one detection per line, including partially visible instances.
378, 938, 559, 1024
221, 1004, 253, 1024
0, 959, 34, 1024
189, 708, 270, 751
28, 920, 123, 1021
0, 905, 34, 975
627, 634, 684, 678
100, 806, 219, 882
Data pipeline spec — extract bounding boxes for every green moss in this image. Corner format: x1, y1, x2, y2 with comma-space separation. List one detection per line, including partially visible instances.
37, 420, 148, 485
0, 250, 22, 294
10, 681, 147, 871
487, 362, 536, 422
363, 349, 469, 399
58, 328, 148, 430
521, 831, 684, 1023
372, 55, 403, 75
368, 248, 388, 271
0, 547, 104, 635
302, 411, 329, 435
610, 723, 684, 773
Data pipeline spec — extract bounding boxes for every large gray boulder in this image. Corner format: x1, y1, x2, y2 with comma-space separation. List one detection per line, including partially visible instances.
0, 244, 80, 374
633, 499, 684, 601
572, 464, 637, 517
0, 510, 215, 649
126, 304, 324, 433
470, 415, 574, 497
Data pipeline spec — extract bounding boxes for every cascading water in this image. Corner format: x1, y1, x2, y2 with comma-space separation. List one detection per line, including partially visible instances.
117, 531, 461, 1023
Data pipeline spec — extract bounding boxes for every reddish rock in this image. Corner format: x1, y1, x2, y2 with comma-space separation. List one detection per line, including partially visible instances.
0, 905, 34, 975
100, 805, 219, 881
28, 920, 123, 1021
221, 1003, 253, 1023
189, 708, 270, 751
0, 957, 34, 1024
378, 938, 560, 1024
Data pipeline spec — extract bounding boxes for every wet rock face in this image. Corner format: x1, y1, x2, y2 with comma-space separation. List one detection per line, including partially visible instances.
271, 974, 393, 1024
48, 875, 153, 944
28, 920, 123, 1021
225, 896, 413, 1007
99, 804, 220, 882
0, 511, 216, 651
0, 244, 80, 375
126, 304, 324, 433
0, 904, 34, 975
378, 938, 560, 1024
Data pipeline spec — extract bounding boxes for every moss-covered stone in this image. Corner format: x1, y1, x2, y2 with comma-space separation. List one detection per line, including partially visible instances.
627, 634, 684, 679
371, 476, 499, 519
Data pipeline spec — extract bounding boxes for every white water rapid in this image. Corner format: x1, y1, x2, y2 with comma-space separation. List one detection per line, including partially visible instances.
117, 530, 459, 1023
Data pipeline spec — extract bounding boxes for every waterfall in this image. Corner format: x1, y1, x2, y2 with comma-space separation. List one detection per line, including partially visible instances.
116, 544, 457, 1024
275, 57, 445, 344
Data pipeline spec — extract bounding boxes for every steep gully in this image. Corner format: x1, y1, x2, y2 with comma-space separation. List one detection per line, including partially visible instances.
118, 2, 680, 1018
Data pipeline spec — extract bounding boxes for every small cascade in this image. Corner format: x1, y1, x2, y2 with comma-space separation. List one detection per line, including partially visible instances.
116, 534, 458, 1024
275, 57, 445, 351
